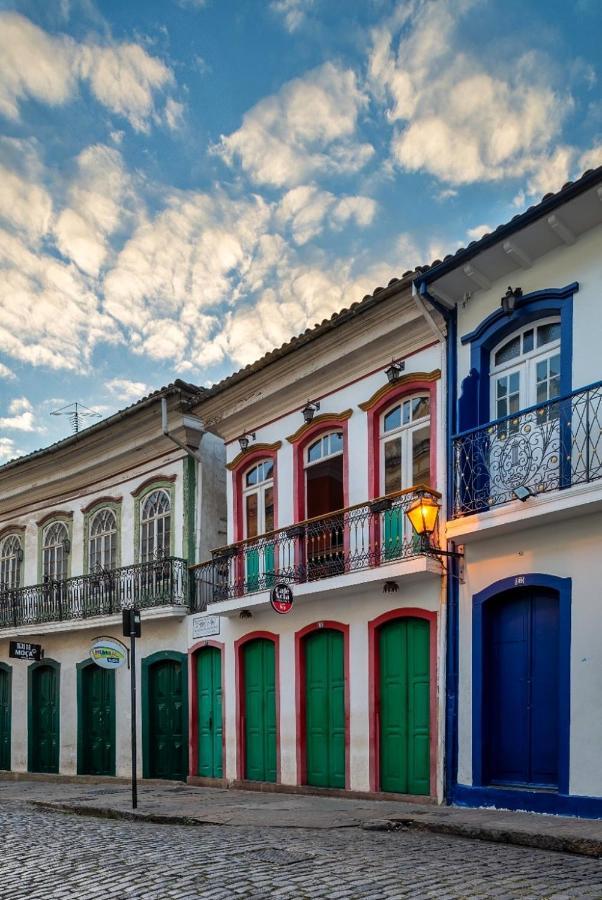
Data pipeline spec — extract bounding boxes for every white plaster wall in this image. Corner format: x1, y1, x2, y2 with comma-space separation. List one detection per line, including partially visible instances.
456, 511, 602, 798
197, 432, 227, 563
189, 577, 445, 799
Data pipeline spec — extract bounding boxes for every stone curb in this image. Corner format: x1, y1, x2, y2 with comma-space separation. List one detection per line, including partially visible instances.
363, 815, 602, 859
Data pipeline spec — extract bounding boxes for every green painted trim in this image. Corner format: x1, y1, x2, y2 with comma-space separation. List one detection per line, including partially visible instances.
183, 456, 197, 564
37, 515, 73, 584
28, 658, 60, 774
76, 659, 116, 777
0, 662, 12, 771
83, 502, 122, 575
141, 650, 188, 780
134, 480, 176, 563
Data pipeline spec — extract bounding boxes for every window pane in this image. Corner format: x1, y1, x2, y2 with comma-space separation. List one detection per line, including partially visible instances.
522, 329, 534, 353
412, 396, 430, 420
508, 371, 520, 394
537, 321, 561, 347
262, 459, 273, 481
264, 487, 274, 532
402, 400, 411, 425
384, 438, 402, 494
246, 466, 258, 487
383, 405, 401, 432
412, 427, 431, 486
307, 439, 322, 463
497, 379, 507, 399
329, 432, 343, 455
246, 493, 258, 538
494, 335, 521, 366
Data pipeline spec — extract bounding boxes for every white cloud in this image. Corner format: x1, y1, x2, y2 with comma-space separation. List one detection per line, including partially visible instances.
0, 437, 22, 463
0, 138, 53, 239
578, 144, 602, 172
0, 13, 176, 132
467, 223, 492, 242
0, 396, 39, 432
105, 378, 150, 402
215, 62, 373, 187
276, 186, 376, 244
271, 0, 314, 32
0, 362, 15, 380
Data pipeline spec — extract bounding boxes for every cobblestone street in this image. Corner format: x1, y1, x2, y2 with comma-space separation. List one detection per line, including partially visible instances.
1, 801, 601, 899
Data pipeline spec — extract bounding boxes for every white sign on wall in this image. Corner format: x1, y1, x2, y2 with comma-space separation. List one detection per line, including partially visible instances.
90, 636, 128, 669
192, 615, 221, 639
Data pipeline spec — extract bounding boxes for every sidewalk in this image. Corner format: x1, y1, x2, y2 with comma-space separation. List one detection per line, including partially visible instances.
1, 775, 601, 858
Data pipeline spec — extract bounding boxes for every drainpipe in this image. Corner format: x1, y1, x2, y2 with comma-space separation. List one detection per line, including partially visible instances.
415, 280, 459, 807
161, 397, 205, 463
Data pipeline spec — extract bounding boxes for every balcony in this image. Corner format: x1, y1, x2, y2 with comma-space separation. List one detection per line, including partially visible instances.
0, 556, 189, 631
453, 380, 602, 517
191, 486, 440, 610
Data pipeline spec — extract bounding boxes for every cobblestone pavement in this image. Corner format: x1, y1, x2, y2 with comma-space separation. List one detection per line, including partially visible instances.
1, 802, 601, 900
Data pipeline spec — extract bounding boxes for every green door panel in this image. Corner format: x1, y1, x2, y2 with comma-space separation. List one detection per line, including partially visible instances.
383, 508, 404, 560
305, 629, 345, 789
148, 660, 187, 781
79, 665, 115, 776
30, 665, 59, 774
379, 618, 430, 795
243, 639, 276, 782
245, 545, 275, 592
197, 648, 223, 778
0, 668, 11, 771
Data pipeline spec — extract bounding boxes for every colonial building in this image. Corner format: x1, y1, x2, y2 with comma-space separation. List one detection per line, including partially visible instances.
189, 274, 449, 799
0, 381, 225, 780
415, 166, 602, 817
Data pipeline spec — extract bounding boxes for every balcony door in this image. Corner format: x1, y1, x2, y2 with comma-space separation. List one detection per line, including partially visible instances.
488, 320, 561, 500
304, 432, 344, 578
243, 460, 274, 592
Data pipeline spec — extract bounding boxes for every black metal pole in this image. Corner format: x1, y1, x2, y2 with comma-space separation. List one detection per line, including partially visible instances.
130, 622, 138, 810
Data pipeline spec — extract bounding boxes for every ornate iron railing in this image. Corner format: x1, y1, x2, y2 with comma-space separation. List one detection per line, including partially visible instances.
453, 380, 602, 516
191, 486, 440, 610
0, 556, 189, 629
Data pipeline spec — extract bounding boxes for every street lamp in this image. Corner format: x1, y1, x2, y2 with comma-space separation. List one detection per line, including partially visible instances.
501, 285, 522, 315
385, 360, 405, 383
238, 432, 255, 452
406, 492, 463, 558
302, 400, 320, 424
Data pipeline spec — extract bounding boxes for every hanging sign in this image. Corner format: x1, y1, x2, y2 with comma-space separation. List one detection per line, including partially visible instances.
270, 583, 294, 614
9, 641, 43, 661
192, 615, 221, 639
90, 636, 128, 670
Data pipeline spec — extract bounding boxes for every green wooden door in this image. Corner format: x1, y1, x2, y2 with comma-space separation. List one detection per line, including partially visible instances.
80, 665, 115, 776
305, 629, 345, 788
379, 618, 430, 795
148, 660, 187, 780
30, 664, 59, 774
197, 648, 223, 778
243, 638, 276, 782
0, 667, 11, 771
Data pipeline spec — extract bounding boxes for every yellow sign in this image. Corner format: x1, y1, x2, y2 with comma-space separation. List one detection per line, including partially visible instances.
90, 637, 128, 670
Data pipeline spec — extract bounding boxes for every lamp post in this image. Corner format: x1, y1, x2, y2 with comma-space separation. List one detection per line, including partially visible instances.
406, 493, 464, 558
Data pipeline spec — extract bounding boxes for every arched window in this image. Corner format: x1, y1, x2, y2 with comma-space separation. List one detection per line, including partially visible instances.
490, 318, 560, 421
0, 534, 22, 589
380, 395, 430, 494
243, 460, 274, 540
140, 490, 171, 562
89, 509, 117, 573
43, 522, 69, 582
305, 431, 344, 518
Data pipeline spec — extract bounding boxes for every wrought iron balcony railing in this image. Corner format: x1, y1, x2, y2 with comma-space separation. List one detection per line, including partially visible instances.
0, 556, 189, 630
453, 380, 602, 517
191, 486, 440, 611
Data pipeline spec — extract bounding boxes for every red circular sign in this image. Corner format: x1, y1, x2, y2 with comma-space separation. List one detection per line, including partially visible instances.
270, 583, 293, 614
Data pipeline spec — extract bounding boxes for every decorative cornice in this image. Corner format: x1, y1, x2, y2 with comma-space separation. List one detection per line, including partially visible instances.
81, 495, 123, 514
131, 473, 177, 498
36, 510, 74, 528
0, 524, 26, 542
286, 410, 353, 444
359, 370, 441, 412
226, 441, 282, 472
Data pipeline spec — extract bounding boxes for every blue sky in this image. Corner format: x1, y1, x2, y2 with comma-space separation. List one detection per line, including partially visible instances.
0, 0, 600, 459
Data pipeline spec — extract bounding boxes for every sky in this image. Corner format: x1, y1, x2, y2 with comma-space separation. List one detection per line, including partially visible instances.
0, 0, 601, 461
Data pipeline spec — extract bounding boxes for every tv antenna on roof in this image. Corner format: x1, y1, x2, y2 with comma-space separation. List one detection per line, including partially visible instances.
50, 401, 101, 435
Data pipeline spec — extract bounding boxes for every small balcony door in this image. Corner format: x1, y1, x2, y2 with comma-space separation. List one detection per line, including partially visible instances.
243, 460, 275, 591
304, 432, 344, 578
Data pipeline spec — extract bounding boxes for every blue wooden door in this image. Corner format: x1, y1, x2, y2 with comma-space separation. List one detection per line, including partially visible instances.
484, 588, 559, 788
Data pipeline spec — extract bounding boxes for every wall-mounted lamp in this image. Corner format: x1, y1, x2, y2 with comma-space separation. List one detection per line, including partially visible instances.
512, 485, 532, 502
501, 285, 523, 316
238, 432, 256, 452
385, 359, 405, 384
302, 400, 320, 424
62, 537, 71, 555
406, 492, 464, 559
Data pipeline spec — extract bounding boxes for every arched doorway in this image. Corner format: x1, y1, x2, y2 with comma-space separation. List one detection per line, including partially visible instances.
301, 627, 346, 789
196, 646, 223, 779
29, 660, 60, 774
240, 636, 277, 783
77, 661, 115, 776
483, 587, 560, 788
0, 663, 11, 771
142, 652, 188, 781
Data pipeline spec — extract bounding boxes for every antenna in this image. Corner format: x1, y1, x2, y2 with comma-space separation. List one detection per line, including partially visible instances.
50, 401, 101, 434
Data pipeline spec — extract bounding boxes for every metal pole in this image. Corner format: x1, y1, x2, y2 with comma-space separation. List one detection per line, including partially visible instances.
130, 620, 138, 810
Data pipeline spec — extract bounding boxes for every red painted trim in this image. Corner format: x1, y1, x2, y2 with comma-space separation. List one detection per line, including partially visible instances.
294, 621, 350, 789
188, 640, 225, 778
231, 447, 279, 544
234, 630, 281, 783
368, 607, 438, 798
291, 417, 350, 523
367, 379, 438, 499
224, 340, 440, 447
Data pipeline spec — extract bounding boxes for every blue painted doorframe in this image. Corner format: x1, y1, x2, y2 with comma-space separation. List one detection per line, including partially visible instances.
472, 574, 571, 796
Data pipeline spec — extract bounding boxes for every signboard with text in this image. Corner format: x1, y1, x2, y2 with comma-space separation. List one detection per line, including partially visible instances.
9, 641, 43, 661
192, 615, 221, 639
90, 637, 128, 669
270, 583, 293, 614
